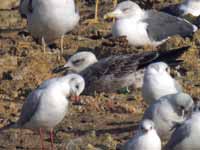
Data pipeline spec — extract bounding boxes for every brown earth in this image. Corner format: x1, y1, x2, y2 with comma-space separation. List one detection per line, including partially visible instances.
0, 0, 199, 150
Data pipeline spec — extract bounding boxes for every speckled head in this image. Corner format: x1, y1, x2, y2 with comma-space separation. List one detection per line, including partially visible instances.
64, 51, 98, 73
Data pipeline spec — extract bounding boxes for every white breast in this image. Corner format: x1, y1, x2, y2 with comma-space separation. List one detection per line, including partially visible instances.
24, 89, 68, 129
112, 18, 153, 46
142, 73, 178, 104
27, 0, 79, 43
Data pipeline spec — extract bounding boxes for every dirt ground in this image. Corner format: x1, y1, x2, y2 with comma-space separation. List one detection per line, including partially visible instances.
0, 0, 199, 149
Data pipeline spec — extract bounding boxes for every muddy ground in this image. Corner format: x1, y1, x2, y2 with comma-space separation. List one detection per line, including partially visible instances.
0, 0, 199, 149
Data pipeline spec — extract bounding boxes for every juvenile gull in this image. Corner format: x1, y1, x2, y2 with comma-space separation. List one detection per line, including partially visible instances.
142, 62, 182, 104
61, 46, 189, 95
19, 0, 79, 55
104, 1, 197, 47
165, 102, 200, 150
122, 119, 161, 150
0, 73, 85, 150
143, 93, 194, 141
161, 0, 200, 17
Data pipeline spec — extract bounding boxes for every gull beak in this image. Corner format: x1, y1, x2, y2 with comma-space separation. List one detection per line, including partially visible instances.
63, 62, 70, 69
70, 94, 80, 103
104, 9, 121, 19
104, 12, 116, 19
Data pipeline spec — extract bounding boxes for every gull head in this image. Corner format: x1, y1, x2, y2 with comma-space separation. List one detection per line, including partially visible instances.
67, 73, 85, 97
104, 1, 144, 19
145, 62, 170, 75
64, 51, 98, 73
139, 119, 155, 133
169, 93, 194, 119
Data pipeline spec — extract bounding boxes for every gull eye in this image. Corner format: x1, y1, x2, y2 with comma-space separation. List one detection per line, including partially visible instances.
180, 106, 185, 110
166, 67, 170, 73
178, 106, 185, 112
75, 84, 79, 89
72, 58, 85, 66
122, 8, 129, 12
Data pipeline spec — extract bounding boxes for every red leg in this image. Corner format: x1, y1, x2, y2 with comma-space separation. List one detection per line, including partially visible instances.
39, 128, 45, 150
50, 128, 54, 150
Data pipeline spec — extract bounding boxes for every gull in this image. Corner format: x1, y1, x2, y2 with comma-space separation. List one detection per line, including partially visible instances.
142, 62, 182, 104
165, 101, 200, 150
161, 0, 200, 17
19, 0, 79, 56
60, 46, 189, 95
0, 73, 85, 150
143, 93, 194, 141
104, 1, 197, 47
122, 119, 161, 150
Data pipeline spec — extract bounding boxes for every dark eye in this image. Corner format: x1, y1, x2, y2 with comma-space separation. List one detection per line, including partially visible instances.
122, 8, 129, 12
75, 85, 79, 89
180, 106, 185, 110
72, 58, 85, 66
166, 67, 170, 72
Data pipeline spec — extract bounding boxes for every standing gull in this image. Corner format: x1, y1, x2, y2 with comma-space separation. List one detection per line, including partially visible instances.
0, 74, 85, 150
122, 119, 161, 150
19, 0, 79, 56
143, 93, 194, 140
142, 62, 182, 104
161, 0, 200, 17
60, 46, 189, 94
104, 1, 197, 47
165, 102, 200, 150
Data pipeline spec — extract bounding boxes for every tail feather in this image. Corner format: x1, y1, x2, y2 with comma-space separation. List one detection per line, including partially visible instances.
138, 46, 190, 69
155, 46, 190, 63
0, 122, 17, 132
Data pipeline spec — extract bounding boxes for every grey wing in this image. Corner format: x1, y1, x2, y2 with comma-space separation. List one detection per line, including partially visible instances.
17, 89, 42, 126
80, 52, 158, 93
165, 122, 191, 150
143, 105, 154, 120
145, 10, 196, 42
142, 101, 161, 120
19, 0, 33, 18
82, 51, 158, 79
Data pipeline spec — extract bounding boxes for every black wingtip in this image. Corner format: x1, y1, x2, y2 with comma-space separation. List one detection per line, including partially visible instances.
137, 46, 190, 69
52, 65, 66, 73
156, 46, 190, 62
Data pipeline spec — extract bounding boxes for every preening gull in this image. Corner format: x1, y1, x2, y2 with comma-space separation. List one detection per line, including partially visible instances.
143, 93, 194, 141
161, 0, 200, 17
122, 119, 161, 150
165, 102, 200, 150
19, 0, 79, 55
61, 46, 189, 95
0, 73, 85, 149
142, 62, 182, 104
104, 1, 197, 47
